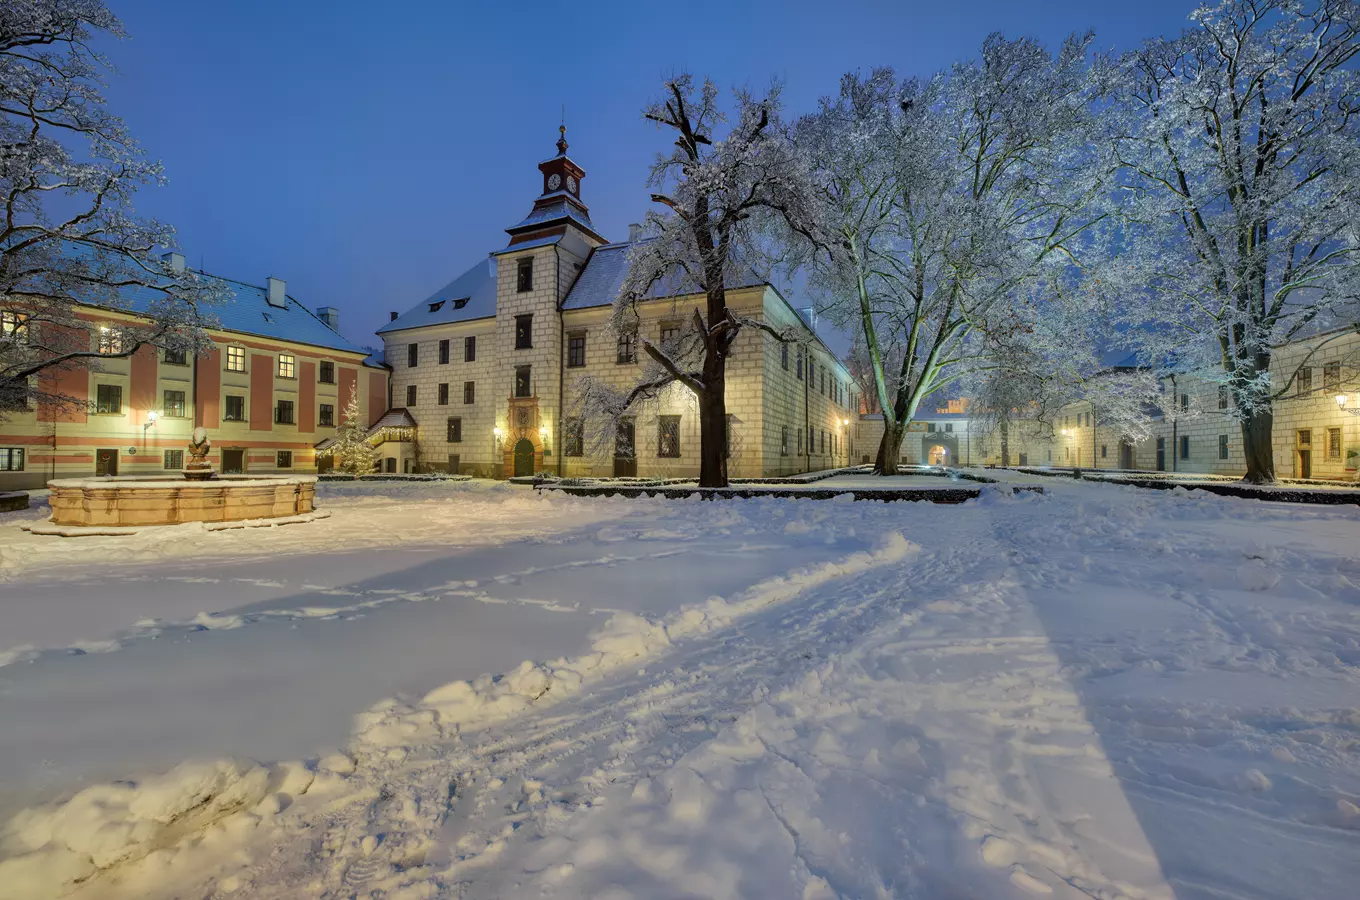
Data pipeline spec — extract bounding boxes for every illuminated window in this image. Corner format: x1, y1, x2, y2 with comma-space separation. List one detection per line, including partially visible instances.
226, 346, 246, 372
277, 354, 296, 378
98, 327, 122, 354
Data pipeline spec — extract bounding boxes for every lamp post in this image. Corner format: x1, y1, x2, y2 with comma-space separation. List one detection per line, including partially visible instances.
142, 410, 158, 453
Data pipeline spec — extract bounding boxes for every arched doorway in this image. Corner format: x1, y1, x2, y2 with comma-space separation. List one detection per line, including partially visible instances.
513, 438, 535, 477
927, 444, 949, 466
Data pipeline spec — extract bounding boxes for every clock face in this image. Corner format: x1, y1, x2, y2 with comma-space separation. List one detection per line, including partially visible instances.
547, 173, 561, 191
566, 175, 577, 193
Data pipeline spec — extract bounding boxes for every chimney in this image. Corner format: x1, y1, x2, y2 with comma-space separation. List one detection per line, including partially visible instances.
800, 306, 818, 333
266, 277, 287, 308
628, 222, 643, 242
317, 307, 339, 331
162, 251, 186, 274
390, 311, 399, 321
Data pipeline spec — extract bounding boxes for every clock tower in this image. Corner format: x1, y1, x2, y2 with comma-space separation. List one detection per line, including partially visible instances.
504, 124, 607, 246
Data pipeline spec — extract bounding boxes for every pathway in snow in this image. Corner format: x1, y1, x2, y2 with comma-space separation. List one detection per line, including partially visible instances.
3, 480, 1359, 899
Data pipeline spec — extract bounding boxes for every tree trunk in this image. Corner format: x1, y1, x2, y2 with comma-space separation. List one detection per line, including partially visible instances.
873, 421, 905, 476
1000, 419, 1010, 467
1240, 405, 1276, 484
697, 380, 728, 488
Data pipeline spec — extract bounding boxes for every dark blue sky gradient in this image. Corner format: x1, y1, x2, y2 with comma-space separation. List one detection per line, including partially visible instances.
101, 0, 1197, 352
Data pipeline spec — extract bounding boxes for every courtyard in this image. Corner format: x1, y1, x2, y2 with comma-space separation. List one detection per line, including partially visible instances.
1, 477, 1357, 899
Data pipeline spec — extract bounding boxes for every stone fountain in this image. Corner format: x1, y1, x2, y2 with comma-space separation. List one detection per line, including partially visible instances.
37, 429, 322, 532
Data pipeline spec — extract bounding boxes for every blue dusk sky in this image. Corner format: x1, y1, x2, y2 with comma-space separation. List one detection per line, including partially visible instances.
102, 0, 1199, 354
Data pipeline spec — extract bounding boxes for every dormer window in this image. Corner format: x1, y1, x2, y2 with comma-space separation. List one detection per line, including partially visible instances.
429, 300, 445, 313
453, 297, 469, 309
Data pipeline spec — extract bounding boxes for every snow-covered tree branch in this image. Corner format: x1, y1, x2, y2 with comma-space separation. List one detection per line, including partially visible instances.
0, 0, 223, 417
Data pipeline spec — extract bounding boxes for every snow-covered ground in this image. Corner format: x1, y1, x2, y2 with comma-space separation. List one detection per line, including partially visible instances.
1, 477, 1358, 899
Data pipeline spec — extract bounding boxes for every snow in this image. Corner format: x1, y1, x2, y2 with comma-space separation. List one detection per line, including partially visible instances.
1, 475, 1359, 899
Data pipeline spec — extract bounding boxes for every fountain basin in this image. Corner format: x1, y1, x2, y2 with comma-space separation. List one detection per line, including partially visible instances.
46, 475, 318, 527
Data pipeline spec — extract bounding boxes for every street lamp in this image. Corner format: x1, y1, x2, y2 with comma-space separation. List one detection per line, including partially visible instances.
143, 410, 158, 435
1337, 394, 1360, 416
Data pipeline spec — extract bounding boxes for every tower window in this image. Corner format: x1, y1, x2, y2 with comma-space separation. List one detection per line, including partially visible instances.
517, 257, 534, 293
515, 314, 533, 349
515, 365, 532, 398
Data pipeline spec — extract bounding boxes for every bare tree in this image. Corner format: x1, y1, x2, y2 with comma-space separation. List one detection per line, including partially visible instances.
1105, 0, 1360, 483
1, 0, 221, 417
798, 38, 1108, 475
576, 75, 822, 487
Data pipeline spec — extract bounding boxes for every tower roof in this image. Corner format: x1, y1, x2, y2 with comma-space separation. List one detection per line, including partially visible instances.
505, 124, 606, 245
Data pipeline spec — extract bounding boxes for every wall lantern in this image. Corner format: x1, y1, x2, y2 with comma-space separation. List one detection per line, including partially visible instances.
143, 410, 159, 435
1336, 395, 1360, 416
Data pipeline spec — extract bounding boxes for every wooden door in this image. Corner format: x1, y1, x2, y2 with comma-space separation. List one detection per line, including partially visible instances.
613, 419, 637, 477
221, 449, 245, 474
1119, 441, 1134, 469
95, 448, 119, 476
1155, 438, 1165, 471
1298, 430, 1312, 479
513, 439, 535, 477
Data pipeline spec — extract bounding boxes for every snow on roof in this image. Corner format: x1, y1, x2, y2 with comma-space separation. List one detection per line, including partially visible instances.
490, 234, 565, 256
506, 199, 599, 236
562, 241, 766, 312
111, 272, 370, 356
377, 258, 498, 334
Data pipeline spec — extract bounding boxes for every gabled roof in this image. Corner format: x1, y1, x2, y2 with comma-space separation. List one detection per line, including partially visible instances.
111, 272, 370, 356
561, 241, 766, 311
377, 258, 498, 334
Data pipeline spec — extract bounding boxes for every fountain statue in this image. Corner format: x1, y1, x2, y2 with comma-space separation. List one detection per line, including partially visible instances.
183, 426, 217, 481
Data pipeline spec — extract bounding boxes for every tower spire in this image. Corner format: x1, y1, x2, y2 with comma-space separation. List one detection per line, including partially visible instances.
556, 118, 568, 156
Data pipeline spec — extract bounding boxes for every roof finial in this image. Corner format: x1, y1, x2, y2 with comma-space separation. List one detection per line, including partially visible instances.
557, 107, 568, 155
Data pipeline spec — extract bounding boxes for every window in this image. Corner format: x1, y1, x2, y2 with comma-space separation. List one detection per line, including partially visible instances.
98, 327, 122, 354
516, 257, 534, 293
277, 450, 293, 469
226, 346, 247, 372
515, 314, 533, 349
1328, 427, 1341, 459
319, 403, 334, 427
406, 384, 417, 407
0, 448, 25, 471
780, 425, 789, 456
429, 301, 444, 313
464, 381, 475, 404
164, 347, 187, 365
1180, 393, 1189, 412
796, 347, 804, 380
407, 343, 419, 367
1180, 435, 1190, 459
808, 426, 814, 454
319, 361, 335, 384
820, 430, 826, 454
224, 395, 246, 422
944, 423, 953, 433
658, 415, 681, 458
163, 390, 186, 417
1218, 385, 1228, 409
564, 418, 584, 457
820, 368, 826, 394
464, 336, 476, 362
567, 333, 586, 368
797, 428, 804, 454
1101, 444, 1108, 458
95, 383, 122, 414
447, 417, 462, 443
1, 310, 27, 340
277, 354, 296, 378
439, 339, 450, 365
1219, 434, 1230, 459
781, 343, 788, 371
438, 383, 449, 405
659, 324, 679, 346
1299, 366, 1312, 394
1324, 361, 1341, 392
163, 449, 183, 470
514, 366, 532, 398
453, 298, 468, 309
275, 399, 295, 425
617, 330, 637, 364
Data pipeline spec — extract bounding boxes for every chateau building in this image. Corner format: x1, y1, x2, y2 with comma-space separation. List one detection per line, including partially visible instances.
0, 258, 388, 492
374, 129, 858, 479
